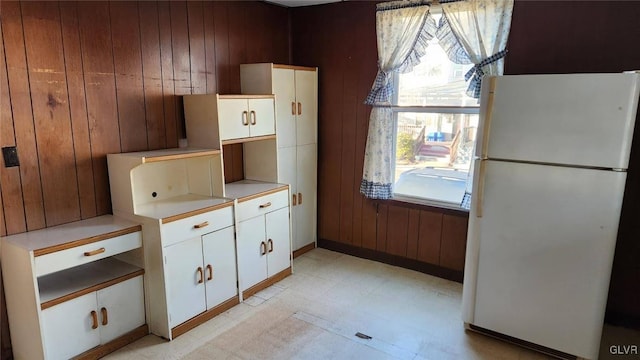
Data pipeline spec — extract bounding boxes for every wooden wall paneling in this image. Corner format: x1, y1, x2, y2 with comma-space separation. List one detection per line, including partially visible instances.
361, 199, 377, 250
21, 1, 81, 227
0, 188, 5, 236
350, 3, 377, 249
338, 9, 357, 246
203, 2, 217, 94
0, 22, 27, 235
187, 1, 206, 95
157, 2, 178, 148
440, 214, 468, 271
417, 210, 442, 265
222, 144, 244, 184
1, 1, 46, 232
169, 1, 190, 140
386, 205, 409, 257
110, 1, 148, 153
244, 2, 267, 64
138, 1, 166, 150
376, 203, 388, 252
227, 2, 247, 94
406, 209, 421, 259
271, 5, 289, 65
212, 1, 230, 94
59, 1, 97, 219
77, 1, 121, 215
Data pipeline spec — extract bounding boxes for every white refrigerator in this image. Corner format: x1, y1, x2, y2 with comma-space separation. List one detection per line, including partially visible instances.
462, 73, 640, 359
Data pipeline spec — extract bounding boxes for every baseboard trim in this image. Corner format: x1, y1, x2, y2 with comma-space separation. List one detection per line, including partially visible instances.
242, 267, 292, 300
75, 324, 148, 360
604, 310, 640, 329
293, 242, 316, 259
318, 238, 464, 283
171, 296, 240, 339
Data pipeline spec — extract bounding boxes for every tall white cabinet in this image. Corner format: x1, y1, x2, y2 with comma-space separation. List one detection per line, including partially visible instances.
240, 63, 318, 254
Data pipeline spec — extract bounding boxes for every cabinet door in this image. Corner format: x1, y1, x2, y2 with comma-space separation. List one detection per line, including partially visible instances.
237, 216, 268, 290
248, 98, 275, 137
295, 69, 317, 146
164, 237, 207, 327
273, 68, 296, 148
41, 293, 100, 360
218, 98, 250, 140
294, 143, 317, 251
202, 226, 238, 309
266, 207, 291, 277
96, 276, 145, 343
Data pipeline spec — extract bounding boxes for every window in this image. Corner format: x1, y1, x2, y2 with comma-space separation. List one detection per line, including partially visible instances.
391, 13, 479, 208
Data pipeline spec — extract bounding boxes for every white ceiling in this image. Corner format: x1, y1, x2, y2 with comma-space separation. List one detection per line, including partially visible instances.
266, 0, 343, 7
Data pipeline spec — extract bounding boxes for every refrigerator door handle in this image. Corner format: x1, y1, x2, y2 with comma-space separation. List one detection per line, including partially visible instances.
480, 77, 497, 159
476, 160, 487, 218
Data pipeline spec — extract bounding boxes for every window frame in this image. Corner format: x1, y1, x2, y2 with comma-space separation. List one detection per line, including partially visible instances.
389, 72, 480, 211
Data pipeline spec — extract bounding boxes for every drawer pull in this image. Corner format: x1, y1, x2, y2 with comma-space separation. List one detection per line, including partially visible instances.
298, 102, 302, 115
292, 194, 297, 206
197, 267, 204, 284
84, 248, 106, 257
291, 102, 296, 115
268, 239, 274, 253
101, 307, 108, 326
242, 111, 249, 126
260, 241, 267, 256
259, 202, 272, 209
193, 221, 209, 229
250, 110, 257, 125
90, 310, 98, 329
298, 192, 303, 205
206, 264, 213, 281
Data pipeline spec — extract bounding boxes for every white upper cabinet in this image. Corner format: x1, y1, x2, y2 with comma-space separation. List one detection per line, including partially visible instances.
184, 94, 276, 145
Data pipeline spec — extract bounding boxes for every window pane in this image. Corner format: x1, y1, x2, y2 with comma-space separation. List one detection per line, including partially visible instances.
394, 112, 478, 204
397, 18, 476, 107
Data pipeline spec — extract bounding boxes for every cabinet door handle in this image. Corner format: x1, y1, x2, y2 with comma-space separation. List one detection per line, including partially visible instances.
206, 264, 213, 281
291, 102, 296, 115
84, 248, 106, 257
193, 221, 209, 229
90, 310, 98, 329
297, 102, 302, 115
242, 111, 249, 126
260, 241, 267, 256
197, 267, 204, 284
268, 239, 273, 253
101, 307, 108, 326
298, 192, 302, 205
250, 110, 256, 125
292, 194, 297, 206
259, 202, 272, 209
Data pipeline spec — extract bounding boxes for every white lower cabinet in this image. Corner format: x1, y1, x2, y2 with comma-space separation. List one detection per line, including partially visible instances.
164, 226, 237, 329
237, 206, 291, 293
41, 276, 145, 359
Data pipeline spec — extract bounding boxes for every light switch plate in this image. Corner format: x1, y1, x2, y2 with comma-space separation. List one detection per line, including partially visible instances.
2, 146, 20, 167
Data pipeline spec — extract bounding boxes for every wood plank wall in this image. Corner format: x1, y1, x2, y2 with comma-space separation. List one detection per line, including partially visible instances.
290, 0, 640, 327
0, 1, 289, 357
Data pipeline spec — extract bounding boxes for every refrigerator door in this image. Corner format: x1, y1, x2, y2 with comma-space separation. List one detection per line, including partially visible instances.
465, 160, 625, 359
475, 73, 640, 169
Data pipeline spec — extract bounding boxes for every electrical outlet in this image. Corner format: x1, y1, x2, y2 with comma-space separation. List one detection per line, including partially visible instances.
2, 146, 20, 167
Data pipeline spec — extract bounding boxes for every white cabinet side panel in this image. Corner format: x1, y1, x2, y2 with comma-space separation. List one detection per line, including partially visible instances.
472, 160, 625, 359
183, 94, 221, 149
294, 144, 317, 250
244, 139, 278, 183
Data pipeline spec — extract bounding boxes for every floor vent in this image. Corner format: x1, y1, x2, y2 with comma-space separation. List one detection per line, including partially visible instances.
466, 323, 578, 360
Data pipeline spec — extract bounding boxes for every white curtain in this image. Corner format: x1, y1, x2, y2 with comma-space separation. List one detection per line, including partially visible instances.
361, 0, 436, 199
436, 0, 514, 208
438, 0, 514, 98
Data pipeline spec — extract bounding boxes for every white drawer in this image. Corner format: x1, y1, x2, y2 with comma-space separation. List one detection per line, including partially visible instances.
34, 231, 142, 277
161, 205, 234, 247
236, 189, 289, 222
